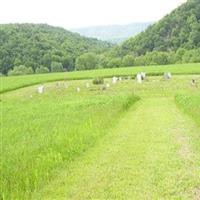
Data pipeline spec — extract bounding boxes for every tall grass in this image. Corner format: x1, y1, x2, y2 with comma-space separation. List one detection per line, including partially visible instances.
175, 94, 200, 126
1, 89, 139, 199
1, 63, 200, 94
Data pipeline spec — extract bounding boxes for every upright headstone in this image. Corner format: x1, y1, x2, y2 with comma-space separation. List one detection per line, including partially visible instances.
38, 85, 44, 94
106, 83, 110, 88
77, 87, 80, 92
112, 76, 118, 84
164, 72, 172, 80
64, 83, 68, 89
136, 73, 142, 83
119, 77, 122, 81
141, 72, 146, 80
86, 82, 90, 88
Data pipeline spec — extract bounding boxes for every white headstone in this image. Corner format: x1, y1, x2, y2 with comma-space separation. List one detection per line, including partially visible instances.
64, 83, 68, 89
136, 73, 142, 83
86, 83, 90, 88
128, 76, 131, 80
119, 77, 122, 81
77, 87, 80, 92
38, 85, 44, 94
141, 72, 146, 80
106, 83, 110, 88
112, 76, 118, 84
164, 72, 172, 80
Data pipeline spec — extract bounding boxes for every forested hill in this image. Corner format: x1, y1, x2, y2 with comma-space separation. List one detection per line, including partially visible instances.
120, 0, 200, 56
0, 24, 112, 74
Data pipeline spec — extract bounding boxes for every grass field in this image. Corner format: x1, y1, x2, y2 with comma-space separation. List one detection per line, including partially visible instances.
1, 63, 200, 94
1, 65, 200, 199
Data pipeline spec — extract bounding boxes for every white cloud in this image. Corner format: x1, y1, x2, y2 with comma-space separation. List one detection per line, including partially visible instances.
0, 0, 187, 29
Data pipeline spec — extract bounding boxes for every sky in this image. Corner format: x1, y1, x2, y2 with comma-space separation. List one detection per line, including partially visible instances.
0, 0, 187, 29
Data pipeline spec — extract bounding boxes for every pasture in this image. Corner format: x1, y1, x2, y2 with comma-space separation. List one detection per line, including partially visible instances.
1, 65, 200, 199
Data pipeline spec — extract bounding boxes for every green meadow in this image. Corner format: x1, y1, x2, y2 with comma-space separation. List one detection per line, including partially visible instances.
1, 63, 200, 94
1, 64, 200, 199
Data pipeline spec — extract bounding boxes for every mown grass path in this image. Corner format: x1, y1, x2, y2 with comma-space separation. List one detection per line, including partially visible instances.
34, 97, 200, 200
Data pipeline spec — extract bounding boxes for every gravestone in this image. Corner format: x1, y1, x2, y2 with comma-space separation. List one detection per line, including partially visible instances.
106, 83, 110, 88
164, 72, 172, 80
77, 87, 80, 92
112, 76, 118, 84
86, 83, 90, 88
38, 85, 44, 94
136, 73, 142, 83
64, 83, 68, 89
141, 72, 146, 80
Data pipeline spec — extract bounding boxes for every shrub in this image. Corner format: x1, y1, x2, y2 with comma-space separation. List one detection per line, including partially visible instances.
93, 77, 104, 85
36, 66, 49, 74
8, 65, 34, 76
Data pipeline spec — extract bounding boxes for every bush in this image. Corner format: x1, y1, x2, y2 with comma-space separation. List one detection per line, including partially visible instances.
36, 66, 49, 74
8, 65, 34, 76
93, 77, 104, 85
51, 62, 63, 72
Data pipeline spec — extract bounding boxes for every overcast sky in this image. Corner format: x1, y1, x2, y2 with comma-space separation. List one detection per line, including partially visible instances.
0, 0, 187, 29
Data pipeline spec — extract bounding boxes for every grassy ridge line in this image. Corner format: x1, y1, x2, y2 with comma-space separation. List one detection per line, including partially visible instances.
1, 63, 200, 94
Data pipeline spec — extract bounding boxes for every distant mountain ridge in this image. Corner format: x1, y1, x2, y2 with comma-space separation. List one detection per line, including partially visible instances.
72, 22, 153, 44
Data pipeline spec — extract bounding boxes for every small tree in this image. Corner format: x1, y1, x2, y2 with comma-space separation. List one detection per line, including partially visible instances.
122, 55, 135, 67
51, 62, 63, 72
75, 53, 98, 71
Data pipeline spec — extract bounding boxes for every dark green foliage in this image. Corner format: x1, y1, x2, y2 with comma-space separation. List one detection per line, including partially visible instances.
119, 0, 200, 56
75, 53, 98, 70
51, 62, 64, 72
92, 77, 104, 85
0, 24, 112, 74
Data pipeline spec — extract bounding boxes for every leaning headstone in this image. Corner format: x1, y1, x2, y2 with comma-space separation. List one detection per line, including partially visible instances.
77, 87, 80, 92
38, 85, 44, 94
136, 73, 142, 83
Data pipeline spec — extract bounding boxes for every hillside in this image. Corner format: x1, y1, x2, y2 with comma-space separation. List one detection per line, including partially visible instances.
0, 24, 112, 74
120, 0, 200, 56
72, 22, 152, 44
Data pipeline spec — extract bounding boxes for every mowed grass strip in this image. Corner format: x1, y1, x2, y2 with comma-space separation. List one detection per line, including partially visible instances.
1, 84, 139, 200
33, 98, 200, 200
1, 63, 200, 94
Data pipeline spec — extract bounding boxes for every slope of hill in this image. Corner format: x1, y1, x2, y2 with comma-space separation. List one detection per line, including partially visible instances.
72, 22, 152, 44
0, 24, 112, 74
120, 0, 200, 56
